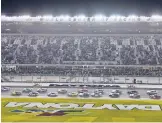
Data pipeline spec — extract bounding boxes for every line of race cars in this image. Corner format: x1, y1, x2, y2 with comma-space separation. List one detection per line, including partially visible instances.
1, 86, 161, 99
48, 83, 122, 88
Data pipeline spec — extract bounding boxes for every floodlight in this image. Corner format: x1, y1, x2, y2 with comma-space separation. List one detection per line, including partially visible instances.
36, 16, 41, 18
1, 15, 7, 20
77, 15, 86, 19
139, 16, 149, 21
58, 15, 70, 22
43, 15, 53, 19
94, 14, 106, 21
75, 15, 87, 21
1, 15, 6, 18
151, 15, 162, 22
151, 15, 162, 18
128, 15, 138, 19
94, 14, 104, 19
108, 15, 125, 22
21, 15, 30, 18
62, 15, 70, 21
1, 14, 162, 22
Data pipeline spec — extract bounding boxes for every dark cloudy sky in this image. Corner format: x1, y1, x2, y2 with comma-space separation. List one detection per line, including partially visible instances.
2, 0, 162, 16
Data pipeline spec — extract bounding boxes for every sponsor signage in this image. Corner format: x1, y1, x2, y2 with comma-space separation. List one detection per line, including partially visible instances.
5, 102, 162, 111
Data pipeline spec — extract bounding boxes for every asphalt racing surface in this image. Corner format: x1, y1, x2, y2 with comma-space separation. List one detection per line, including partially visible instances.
2, 87, 162, 100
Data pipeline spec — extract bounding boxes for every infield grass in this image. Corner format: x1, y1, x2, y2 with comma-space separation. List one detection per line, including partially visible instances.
2, 97, 162, 122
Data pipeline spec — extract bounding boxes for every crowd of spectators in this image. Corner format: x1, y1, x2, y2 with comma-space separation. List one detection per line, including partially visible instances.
2, 35, 162, 65
2, 65, 162, 77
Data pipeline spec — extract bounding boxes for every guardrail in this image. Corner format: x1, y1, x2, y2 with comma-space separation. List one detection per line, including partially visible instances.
2, 82, 162, 89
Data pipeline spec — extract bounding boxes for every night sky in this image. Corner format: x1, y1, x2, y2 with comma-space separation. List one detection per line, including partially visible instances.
2, 0, 162, 16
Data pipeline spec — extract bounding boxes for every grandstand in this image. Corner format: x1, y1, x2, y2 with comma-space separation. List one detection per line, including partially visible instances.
1, 15, 162, 84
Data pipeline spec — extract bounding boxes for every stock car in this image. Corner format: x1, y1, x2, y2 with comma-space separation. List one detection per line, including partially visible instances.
109, 93, 120, 98
1, 87, 10, 92
79, 92, 90, 97
94, 89, 104, 94
37, 88, 47, 93
149, 94, 161, 99
110, 85, 121, 88
78, 89, 88, 93
49, 84, 57, 87
22, 88, 33, 93
47, 92, 58, 97
95, 85, 104, 88
11, 91, 22, 96
69, 84, 77, 87
147, 90, 158, 95
68, 92, 78, 97
111, 90, 122, 95
58, 89, 67, 94
127, 85, 136, 89
127, 90, 138, 95
103, 85, 111, 88
33, 83, 42, 87
129, 93, 140, 99
79, 85, 88, 88
56, 84, 69, 87
28, 92, 39, 97
91, 92, 102, 97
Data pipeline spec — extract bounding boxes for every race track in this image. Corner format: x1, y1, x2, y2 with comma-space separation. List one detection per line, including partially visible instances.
2, 86, 162, 100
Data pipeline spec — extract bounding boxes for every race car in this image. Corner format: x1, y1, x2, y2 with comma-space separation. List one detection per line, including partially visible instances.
136, 80, 142, 84
78, 89, 88, 93
102, 84, 110, 88
68, 92, 78, 97
94, 89, 104, 94
22, 88, 33, 93
127, 85, 136, 89
37, 88, 47, 93
109, 93, 120, 98
110, 85, 121, 88
95, 85, 104, 88
47, 92, 58, 97
49, 84, 57, 87
58, 89, 67, 94
33, 83, 41, 87
127, 90, 138, 95
11, 91, 22, 96
111, 90, 122, 94
149, 94, 161, 99
79, 92, 90, 97
91, 92, 102, 97
147, 90, 158, 95
129, 93, 140, 99
56, 84, 69, 87
28, 92, 39, 97
1, 87, 10, 92
70, 84, 77, 87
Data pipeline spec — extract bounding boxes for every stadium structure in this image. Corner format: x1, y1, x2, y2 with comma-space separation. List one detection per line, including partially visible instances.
1, 15, 162, 122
